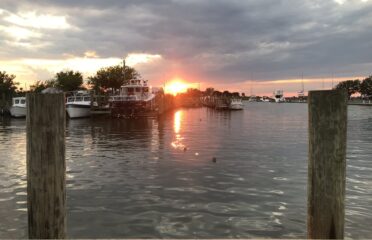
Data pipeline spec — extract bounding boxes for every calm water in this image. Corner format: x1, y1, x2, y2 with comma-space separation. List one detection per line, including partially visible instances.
0, 103, 372, 238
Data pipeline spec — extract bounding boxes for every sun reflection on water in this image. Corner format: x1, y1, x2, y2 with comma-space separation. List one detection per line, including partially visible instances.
174, 111, 182, 134
171, 110, 186, 150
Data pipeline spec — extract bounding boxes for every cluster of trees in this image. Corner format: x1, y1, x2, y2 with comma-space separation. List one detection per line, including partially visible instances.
335, 76, 372, 99
30, 71, 84, 93
0, 71, 18, 97
88, 65, 140, 93
203, 87, 240, 98
0, 64, 141, 96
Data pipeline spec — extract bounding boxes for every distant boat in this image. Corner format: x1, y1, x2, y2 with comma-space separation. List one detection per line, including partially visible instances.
248, 95, 258, 102
229, 98, 244, 110
66, 91, 92, 118
10, 97, 26, 118
297, 90, 305, 97
273, 90, 285, 103
215, 98, 229, 110
298, 75, 305, 98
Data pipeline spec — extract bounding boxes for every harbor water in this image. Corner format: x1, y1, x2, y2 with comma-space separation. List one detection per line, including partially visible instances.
0, 103, 371, 238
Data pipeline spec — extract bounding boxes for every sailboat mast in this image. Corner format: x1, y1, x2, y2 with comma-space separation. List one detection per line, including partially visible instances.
301, 73, 304, 92
123, 59, 126, 82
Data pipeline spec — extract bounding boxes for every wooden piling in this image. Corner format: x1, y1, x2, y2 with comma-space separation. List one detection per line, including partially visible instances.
26, 93, 66, 239
307, 90, 348, 239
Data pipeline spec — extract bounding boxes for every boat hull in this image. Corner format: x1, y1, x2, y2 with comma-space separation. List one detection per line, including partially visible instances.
66, 104, 91, 118
10, 106, 26, 118
229, 104, 243, 110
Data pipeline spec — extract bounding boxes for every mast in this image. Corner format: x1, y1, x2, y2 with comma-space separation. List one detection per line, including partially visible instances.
301, 73, 304, 92
122, 59, 126, 83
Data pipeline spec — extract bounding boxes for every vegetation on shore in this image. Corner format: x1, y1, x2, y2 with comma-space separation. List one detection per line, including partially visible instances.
0, 71, 19, 107
1, 65, 372, 106
88, 65, 140, 93
334, 76, 372, 99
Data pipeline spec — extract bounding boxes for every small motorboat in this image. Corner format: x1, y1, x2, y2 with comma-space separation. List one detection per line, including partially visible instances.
10, 97, 26, 117
229, 98, 244, 110
66, 91, 92, 118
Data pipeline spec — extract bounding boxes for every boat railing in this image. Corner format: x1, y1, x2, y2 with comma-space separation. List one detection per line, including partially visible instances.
66, 96, 91, 103
109, 95, 140, 102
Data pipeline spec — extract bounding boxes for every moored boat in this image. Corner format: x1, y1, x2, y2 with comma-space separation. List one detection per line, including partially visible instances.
229, 98, 244, 110
10, 97, 26, 118
273, 90, 285, 103
109, 79, 158, 118
66, 91, 92, 118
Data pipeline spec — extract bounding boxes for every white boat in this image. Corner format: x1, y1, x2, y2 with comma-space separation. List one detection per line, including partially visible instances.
229, 98, 244, 110
10, 97, 26, 117
66, 91, 92, 118
248, 95, 258, 102
109, 79, 157, 117
273, 90, 285, 103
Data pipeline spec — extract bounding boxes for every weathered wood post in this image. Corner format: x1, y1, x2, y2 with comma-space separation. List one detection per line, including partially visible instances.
27, 93, 66, 239
308, 89, 348, 239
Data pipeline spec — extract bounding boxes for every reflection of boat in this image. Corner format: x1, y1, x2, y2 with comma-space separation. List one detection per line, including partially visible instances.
229, 98, 244, 110
66, 91, 92, 118
109, 79, 157, 118
10, 97, 26, 118
273, 90, 285, 103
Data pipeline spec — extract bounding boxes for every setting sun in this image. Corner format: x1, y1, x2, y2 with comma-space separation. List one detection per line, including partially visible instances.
164, 80, 189, 95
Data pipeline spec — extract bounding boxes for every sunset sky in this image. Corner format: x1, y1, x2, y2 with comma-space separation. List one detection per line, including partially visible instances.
1, 0, 372, 96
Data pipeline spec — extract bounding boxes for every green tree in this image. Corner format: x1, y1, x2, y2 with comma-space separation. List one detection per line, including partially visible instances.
0, 71, 18, 97
335, 79, 361, 99
360, 76, 372, 99
55, 70, 83, 92
29, 80, 56, 93
88, 65, 140, 92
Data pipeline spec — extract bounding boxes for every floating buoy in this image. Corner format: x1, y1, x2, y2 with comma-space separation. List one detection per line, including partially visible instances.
212, 157, 217, 163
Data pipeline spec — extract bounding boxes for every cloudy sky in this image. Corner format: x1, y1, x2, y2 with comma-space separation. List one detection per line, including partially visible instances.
1, 0, 372, 95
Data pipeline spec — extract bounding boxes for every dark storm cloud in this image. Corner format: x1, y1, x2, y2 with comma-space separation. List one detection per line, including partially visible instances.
1, 0, 372, 82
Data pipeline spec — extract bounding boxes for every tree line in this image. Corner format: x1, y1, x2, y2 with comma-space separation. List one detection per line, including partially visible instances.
334, 76, 372, 99
2, 66, 372, 100
0, 64, 141, 98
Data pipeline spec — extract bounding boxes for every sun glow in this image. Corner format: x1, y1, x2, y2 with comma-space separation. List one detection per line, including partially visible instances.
165, 80, 189, 95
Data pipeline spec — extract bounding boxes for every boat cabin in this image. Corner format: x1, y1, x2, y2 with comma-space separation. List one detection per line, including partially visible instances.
12, 97, 26, 107
115, 79, 152, 101
66, 95, 91, 103
66, 91, 92, 105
